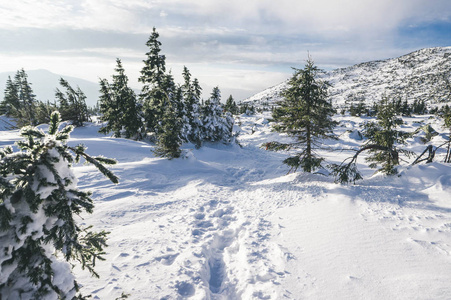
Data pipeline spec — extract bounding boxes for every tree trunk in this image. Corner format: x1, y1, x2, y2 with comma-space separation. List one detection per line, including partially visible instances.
446, 140, 451, 163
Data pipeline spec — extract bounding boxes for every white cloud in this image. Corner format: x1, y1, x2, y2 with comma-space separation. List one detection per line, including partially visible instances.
2, 0, 449, 35
2, 0, 450, 46
0, 0, 449, 100
53, 47, 143, 59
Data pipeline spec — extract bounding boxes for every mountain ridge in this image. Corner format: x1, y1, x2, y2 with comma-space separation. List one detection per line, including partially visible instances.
0, 69, 100, 107
244, 46, 451, 108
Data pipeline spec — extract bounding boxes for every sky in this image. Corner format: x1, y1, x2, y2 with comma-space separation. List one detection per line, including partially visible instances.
0, 0, 450, 101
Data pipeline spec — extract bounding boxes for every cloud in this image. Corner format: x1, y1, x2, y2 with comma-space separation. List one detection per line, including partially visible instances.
3, 1, 450, 48
3, 1, 449, 34
0, 0, 450, 100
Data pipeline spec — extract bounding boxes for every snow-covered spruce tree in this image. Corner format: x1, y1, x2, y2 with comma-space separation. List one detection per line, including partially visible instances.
153, 100, 183, 159
181, 66, 203, 148
16, 70, 38, 127
99, 58, 143, 139
1, 76, 21, 117
1, 70, 39, 127
270, 57, 337, 173
98, 78, 120, 136
139, 27, 170, 136
0, 111, 118, 299
332, 96, 412, 183
35, 101, 57, 126
55, 78, 90, 127
201, 86, 221, 142
173, 85, 186, 128
224, 95, 238, 115
202, 86, 234, 143
238, 102, 255, 115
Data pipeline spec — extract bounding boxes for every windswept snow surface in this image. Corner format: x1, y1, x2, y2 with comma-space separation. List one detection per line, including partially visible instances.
2, 113, 451, 299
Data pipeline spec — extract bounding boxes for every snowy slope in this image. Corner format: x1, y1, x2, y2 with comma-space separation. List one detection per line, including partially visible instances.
244, 47, 451, 108
3, 112, 451, 299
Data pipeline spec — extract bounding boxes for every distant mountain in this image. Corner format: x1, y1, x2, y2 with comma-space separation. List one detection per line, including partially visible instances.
244, 47, 451, 108
0, 69, 100, 107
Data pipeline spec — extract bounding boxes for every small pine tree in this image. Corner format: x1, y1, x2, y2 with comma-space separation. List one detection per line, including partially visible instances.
35, 100, 57, 125
0, 111, 118, 299
1, 70, 39, 127
99, 59, 143, 139
412, 99, 427, 115
364, 96, 410, 175
191, 79, 204, 148
393, 96, 403, 115
201, 87, 234, 143
181, 66, 203, 148
1, 76, 20, 116
16, 69, 38, 126
153, 103, 183, 159
401, 99, 411, 116
349, 103, 357, 116
224, 95, 238, 115
139, 27, 168, 134
271, 57, 337, 173
55, 78, 90, 127
98, 78, 120, 136
332, 96, 412, 183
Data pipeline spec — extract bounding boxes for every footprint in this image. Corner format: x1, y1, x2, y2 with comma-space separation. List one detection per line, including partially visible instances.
194, 212, 205, 220
175, 281, 195, 297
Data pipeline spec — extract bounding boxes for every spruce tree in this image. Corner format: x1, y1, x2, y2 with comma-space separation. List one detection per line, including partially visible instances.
192, 78, 202, 102
55, 78, 90, 127
99, 58, 143, 139
0, 111, 118, 299
139, 27, 168, 135
224, 95, 238, 115
271, 58, 337, 173
35, 100, 57, 125
412, 99, 427, 115
98, 78, 120, 136
173, 85, 186, 130
192, 78, 204, 146
364, 97, 410, 175
153, 102, 183, 159
401, 99, 411, 116
180, 67, 191, 142
1, 70, 39, 127
16, 70, 38, 126
181, 66, 203, 147
332, 96, 412, 183
2, 76, 20, 117
202, 86, 233, 143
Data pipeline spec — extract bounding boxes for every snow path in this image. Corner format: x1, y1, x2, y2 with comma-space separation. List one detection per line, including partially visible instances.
2, 115, 451, 299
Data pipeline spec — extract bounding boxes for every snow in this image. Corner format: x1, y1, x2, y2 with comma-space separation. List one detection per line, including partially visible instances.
1, 111, 451, 299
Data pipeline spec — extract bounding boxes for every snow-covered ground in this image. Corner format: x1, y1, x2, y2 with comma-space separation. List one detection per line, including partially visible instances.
2, 112, 451, 299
